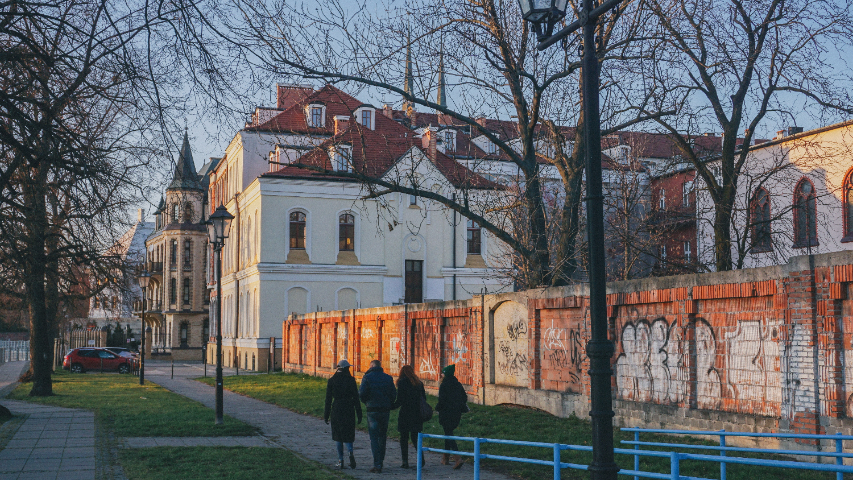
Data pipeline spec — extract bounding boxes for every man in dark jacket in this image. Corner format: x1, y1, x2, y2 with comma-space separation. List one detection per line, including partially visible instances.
324, 359, 361, 469
359, 359, 397, 473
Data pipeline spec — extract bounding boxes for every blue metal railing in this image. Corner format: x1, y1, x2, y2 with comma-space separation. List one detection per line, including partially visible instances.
622, 428, 853, 480
416, 430, 853, 480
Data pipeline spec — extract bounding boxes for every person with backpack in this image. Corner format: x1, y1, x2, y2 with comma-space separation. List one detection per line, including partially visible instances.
359, 359, 397, 473
392, 365, 428, 469
436, 364, 468, 469
324, 359, 362, 469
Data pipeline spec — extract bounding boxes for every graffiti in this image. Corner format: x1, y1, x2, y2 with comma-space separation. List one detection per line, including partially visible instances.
451, 331, 468, 364
497, 341, 528, 377
362, 328, 375, 340
615, 317, 688, 405
390, 337, 401, 373
420, 356, 437, 376
724, 319, 781, 416
507, 319, 527, 341
695, 320, 721, 409
547, 348, 571, 370
544, 320, 566, 351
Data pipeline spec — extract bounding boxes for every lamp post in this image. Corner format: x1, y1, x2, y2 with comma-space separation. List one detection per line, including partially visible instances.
206, 204, 234, 425
518, 0, 624, 478
137, 271, 151, 386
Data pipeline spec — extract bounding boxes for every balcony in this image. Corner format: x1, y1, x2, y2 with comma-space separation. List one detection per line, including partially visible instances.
132, 299, 164, 314
148, 262, 163, 276
648, 204, 696, 228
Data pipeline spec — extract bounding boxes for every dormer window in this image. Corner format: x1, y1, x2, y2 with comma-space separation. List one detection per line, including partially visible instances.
487, 141, 497, 155
306, 103, 326, 127
355, 106, 375, 130
443, 130, 455, 152
331, 145, 352, 172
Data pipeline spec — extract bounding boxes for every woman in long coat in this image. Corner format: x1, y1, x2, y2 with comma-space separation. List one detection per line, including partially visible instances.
392, 365, 427, 468
436, 364, 468, 469
324, 359, 362, 469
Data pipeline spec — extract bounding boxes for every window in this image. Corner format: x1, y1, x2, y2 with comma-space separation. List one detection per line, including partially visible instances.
361, 110, 372, 129
682, 181, 693, 207
409, 195, 418, 206
660, 245, 667, 260
289, 212, 306, 249
93, 297, 100, 308
170, 277, 177, 304
170, 240, 177, 265
467, 220, 482, 254
339, 213, 354, 251
444, 130, 454, 152
308, 105, 324, 127
332, 145, 352, 172
750, 187, 772, 252
183, 277, 191, 305
183, 240, 192, 268
487, 141, 497, 154
172, 203, 179, 223
180, 322, 188, 346
844, 169, 853, 240
793, 179, 818, 247
183, 202, 194, 222
659, 189, 666, 210
684, 241, 691, 262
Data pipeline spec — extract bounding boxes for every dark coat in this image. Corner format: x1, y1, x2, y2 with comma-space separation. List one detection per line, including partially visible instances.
392, 376, 426, 433
436, 374, 467, 430
359, 366, 397, 412
324, 369, 362, 443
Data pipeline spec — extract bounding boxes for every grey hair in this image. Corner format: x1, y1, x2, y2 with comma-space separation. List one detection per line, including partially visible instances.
369, 360, 381, 369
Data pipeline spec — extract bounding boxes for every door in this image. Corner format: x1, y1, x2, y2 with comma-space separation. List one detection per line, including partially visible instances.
405, 260, 423, 303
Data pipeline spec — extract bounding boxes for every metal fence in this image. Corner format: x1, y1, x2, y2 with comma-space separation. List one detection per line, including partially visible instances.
416, 429, 853, 480
0, 340, 30, 362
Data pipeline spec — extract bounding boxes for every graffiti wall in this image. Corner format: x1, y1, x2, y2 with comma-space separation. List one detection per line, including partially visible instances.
283, 252, 853, 437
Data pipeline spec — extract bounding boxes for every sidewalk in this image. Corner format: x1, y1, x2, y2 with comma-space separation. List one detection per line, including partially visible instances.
148, 361, 515, 479
0, 361, 98, 480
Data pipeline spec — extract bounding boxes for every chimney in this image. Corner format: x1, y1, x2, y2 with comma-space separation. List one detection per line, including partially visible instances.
276, 84, 313, 110
774, 129, 786, 140
137, 208, 144, 223
787, 126, 804, 136
421, 127, 438, 160
334, 115, 350, 135
382, 104, 393, 118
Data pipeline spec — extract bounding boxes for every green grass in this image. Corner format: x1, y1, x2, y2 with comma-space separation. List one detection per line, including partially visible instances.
8, 370, 256, 437
120, 446, 352, 480
198, 372, 842, 480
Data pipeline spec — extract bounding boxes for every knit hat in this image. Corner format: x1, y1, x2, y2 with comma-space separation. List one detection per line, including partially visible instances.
337, 359, 351, 369
442, 364, 455, 376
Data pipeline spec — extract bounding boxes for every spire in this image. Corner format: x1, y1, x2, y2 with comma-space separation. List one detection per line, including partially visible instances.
167, 130, 202, 191
403, 33, 414, 118
436, 46, 446, 109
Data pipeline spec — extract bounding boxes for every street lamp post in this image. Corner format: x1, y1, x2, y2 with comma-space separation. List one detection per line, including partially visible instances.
206, 204, 234, 425
518, 0, 624, 478
137, 271, 151, 386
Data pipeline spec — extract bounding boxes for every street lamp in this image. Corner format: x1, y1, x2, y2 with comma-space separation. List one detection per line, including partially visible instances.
520, 1, 624, 479
206, 204, 234, 425
136, 270, 151, 386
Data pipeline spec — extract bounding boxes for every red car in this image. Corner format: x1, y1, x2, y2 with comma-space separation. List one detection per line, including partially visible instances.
63, 348, 133, 374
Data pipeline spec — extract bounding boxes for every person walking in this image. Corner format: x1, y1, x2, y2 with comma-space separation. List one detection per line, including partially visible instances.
359, 359, 397, 473
392, 365, 427, 469
436, 364, 468, 469
324, 359, 362, 470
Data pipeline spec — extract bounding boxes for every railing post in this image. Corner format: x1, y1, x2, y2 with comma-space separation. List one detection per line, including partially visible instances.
417, 433, 424, 480
836, 432, 843, 480
474, 438, 481, 480
634, 430, 640, 480
719, 429, 726, 480
553, 443, 561, 480
670, 452, 680, 480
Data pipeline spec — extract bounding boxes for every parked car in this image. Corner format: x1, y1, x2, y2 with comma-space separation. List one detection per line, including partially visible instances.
63, 348, 133, 374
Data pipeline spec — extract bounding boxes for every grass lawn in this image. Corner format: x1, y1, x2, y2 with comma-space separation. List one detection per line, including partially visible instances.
8, 370, 256, 437
120, 446, 351, 480
198, 372, 840, 480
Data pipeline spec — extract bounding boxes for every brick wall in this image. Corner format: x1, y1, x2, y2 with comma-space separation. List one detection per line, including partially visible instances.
283, 251, 853, 450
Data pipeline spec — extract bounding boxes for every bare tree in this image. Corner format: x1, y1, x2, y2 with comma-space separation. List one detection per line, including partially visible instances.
638, 0, 853, 271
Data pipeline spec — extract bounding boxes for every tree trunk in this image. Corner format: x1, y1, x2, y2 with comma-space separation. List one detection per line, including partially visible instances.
713, 200, 733, 272
521, 160, 551, 288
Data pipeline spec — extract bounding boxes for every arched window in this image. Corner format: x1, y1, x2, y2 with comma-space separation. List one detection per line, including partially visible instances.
183, 202, 194, 223
750, 188, 772, 253
289, 212, 306, 249
169, 277, 177, 304
183, 240, 192, 268
339, 213, 355, 251
844, 169, 853, 240
182, 277, 191, 305
179, 322, 188, 347
794, 178, 818, 247
658, 189, 666, 210
172, 203, 180, 223
170, 239, 178, 265
467, 220, 482, 254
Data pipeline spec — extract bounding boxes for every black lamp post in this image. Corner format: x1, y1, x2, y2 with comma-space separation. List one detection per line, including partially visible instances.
137, 271, 151, 386
519, 0, 624, 478
206, 204, 234, 425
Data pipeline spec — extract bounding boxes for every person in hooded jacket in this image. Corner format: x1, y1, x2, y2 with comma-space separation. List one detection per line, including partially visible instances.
392, 365, 427, 469
436, 364, 468, 469
359, 359, 397, 473
324, 359, 362, 469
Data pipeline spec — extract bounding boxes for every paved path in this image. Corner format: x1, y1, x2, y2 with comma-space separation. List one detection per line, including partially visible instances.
119, 436, 274, 448
0, 361, 98, 480
148, 361, 515, 479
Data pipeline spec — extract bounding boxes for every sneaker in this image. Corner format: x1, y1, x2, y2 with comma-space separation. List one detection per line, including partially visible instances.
349, 452, 356, 469
335, 461, 344, 469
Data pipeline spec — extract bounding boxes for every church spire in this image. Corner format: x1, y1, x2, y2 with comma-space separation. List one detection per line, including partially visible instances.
403, 31, 414, 118
436, 46, 446, 109
167, 129, 202, 191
